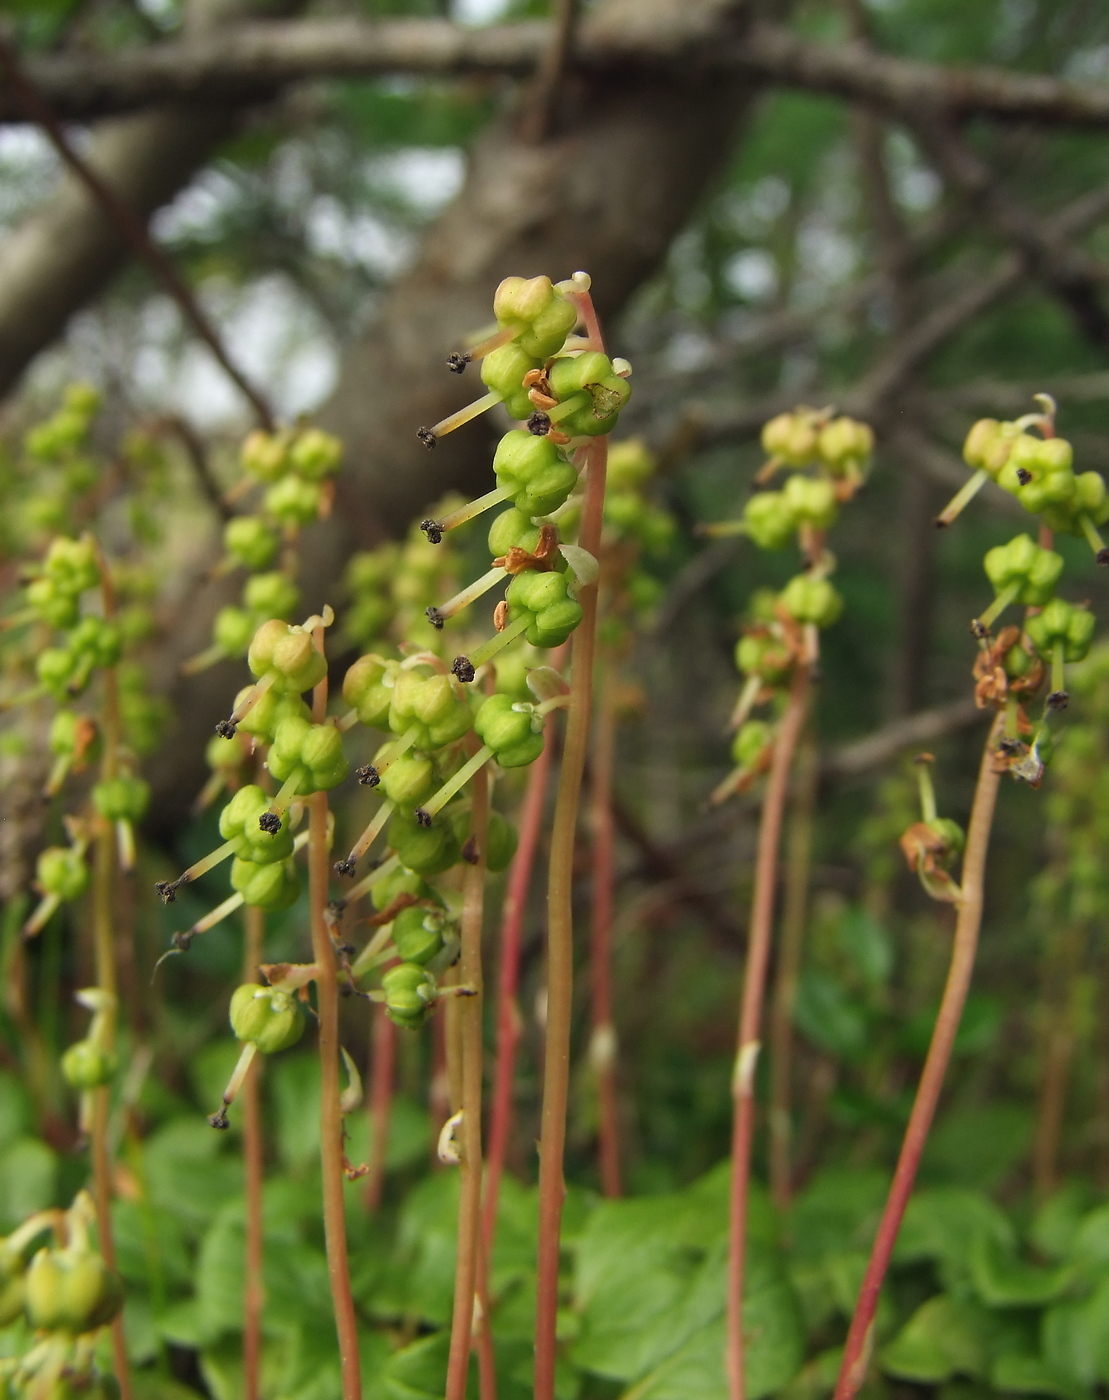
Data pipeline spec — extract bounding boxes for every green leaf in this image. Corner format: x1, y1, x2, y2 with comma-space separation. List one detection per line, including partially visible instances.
1031, 1184, 1096, 1263
837, 906, 893, 989
143, 1117, 241, 1235
793, 969, 869, 1059
990, 1352, 1091, 1400
381, 1332, 474, 1400
1067, 1204, 1109, 1277
881, 1295, 992, 1383
789, 1168, 889, 1262
271, 1053, 322, 1172
895, 1187, 1014, 1291
921, 1104, 1031, 1190
0, 1072, 31, 1152
969, 1230, 1069, 1309
1043, 1278, 1109, 1387
0, 1137, 56, 1228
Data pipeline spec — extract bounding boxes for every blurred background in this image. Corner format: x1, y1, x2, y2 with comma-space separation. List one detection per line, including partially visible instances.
4, 1, 1109, 1396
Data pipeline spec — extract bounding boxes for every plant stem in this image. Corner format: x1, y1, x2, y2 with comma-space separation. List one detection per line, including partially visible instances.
589, 659, 621, 1198
309, 645, 362, 1400
445, 764, 491, 1400
483, 726, 556, 1259
768, 734, 818, 1212
535, 435, 608, 1400
1032, 919, 1084, 1200
91, 641, 133, 1400
833, 724, 1003, 1400
242, 905, 265, 1400
727, 662, 811, 1400
363, 1007, 396, 1214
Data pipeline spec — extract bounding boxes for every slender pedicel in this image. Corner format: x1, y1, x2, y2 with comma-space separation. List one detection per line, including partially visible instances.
914, 753, 938, 823
975, 581, 1021, 633
208, 1042, 258, 1129
417, 391, 505, 449
156, 838, 238, 903
215, 671, 277, 738
422, 486, 513, 542
729, 674, 763, 732
331, 853, 400, 911
1077, 513, 1109, 566
427, 568, 508, 629
460, 614, 532, 675
414, 746, 495, 825
335, 801, 395, 877
935, 469, 989, 528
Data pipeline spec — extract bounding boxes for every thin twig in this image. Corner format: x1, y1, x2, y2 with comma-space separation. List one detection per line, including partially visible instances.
590, 658, 621, 1198
519, 0, 580, 144
363, 1007, 396, 1214
156, 414, 233, 521
0, 32, 274, 430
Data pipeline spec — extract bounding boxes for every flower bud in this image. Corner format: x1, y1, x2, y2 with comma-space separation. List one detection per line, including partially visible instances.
229, 983, 305, 1054
963, 418, 1014, 476
493, 431, 579, 518
382, 962, 437, 1030
244, 571, 301, 621
44, 537, 100, 595
224, 516, 280, 572
271, 630, 327, 693
61, 1039, 118, 1091
37, 847, 89, 902
247, 618, 288, 677
289, 427, 342, 481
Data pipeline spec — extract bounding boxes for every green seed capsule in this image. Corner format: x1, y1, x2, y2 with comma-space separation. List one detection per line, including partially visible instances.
606, 439, 655, 490
26, 1245, 124, 1334
230, 857, 300, 911
289, 427, 343, 481
742, 492, 798, 550
780, 575, 843, 628
61, 1039, 118, 1091
392, 905, 449, 965
817, 416, 873, 473
493, 431, 579, 518
219, 785, 295, 862
37, 846, 89, 902
229, 983, 305, 1053
92, 775, 149, 824
26, 577, 80, 629
264, 474, 323, 528
213, 605, 254, 657
243, 571, 301, 621
240, 428, 292, 482
224, 515, 280, 572
342, 654, 394, 729
473, 692, 545, 768
505, 569, 583, 649
782, 473, 838, 529
387, 809, 461, 876
481, 344, 544, 420
761, 411, 819, 467
488, 507, 542, 558
380, 753, 436, 809
547, 352, 631, 437
732, 719, 773, 769
381, 962, 437, 1030
493, 275, 578, 359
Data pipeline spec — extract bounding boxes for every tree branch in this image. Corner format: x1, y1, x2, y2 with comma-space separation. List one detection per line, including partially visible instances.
8, 17, 1109, 131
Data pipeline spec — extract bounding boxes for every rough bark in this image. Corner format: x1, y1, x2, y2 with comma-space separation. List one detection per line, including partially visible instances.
140, 0, 762, 839
10, 16, 1109, 131
0, 0, 301, 400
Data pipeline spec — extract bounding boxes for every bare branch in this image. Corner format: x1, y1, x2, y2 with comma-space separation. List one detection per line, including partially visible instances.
823, 697, 984, 780
9, 17, 1109, 131
0, 33, 274, 428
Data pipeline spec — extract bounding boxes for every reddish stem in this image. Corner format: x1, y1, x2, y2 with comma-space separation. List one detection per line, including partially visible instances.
242, 905, 265, 1400
590, 660, 621, 1198
833, 725, 1002, 1400
534, 433, 608, 1400
727, 664, 811, 1400
482, 726, 556, 1258
445, 765, 491, 1400
363, 1007, 397, 1214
